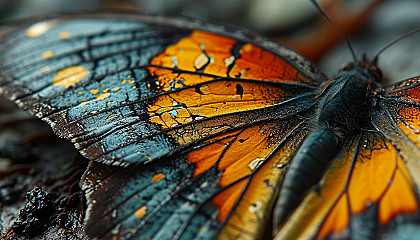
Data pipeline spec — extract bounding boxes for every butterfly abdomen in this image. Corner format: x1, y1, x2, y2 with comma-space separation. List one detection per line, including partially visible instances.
274, 128, 341, 228
274, 69, 372, 229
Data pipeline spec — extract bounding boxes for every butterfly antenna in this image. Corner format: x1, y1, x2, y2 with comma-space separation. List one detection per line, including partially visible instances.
309, 0, 358, 62
374, 27, 420, 63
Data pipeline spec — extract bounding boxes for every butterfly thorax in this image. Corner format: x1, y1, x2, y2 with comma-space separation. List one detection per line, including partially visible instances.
316, 67, 373, 139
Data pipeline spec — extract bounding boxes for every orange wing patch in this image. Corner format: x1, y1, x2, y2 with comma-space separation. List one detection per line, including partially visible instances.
229, 43, 304, 82
378, 167, 418, 225
187, 131, 240, 177
187, 123, 280, 184
150, 30, 236, 74
148, 30, 309, 87
401, 87, 420, 104
347, 139, 398, 213
317, 194, 349, 239
212, 179, 248, 223
146, 80, 286, 130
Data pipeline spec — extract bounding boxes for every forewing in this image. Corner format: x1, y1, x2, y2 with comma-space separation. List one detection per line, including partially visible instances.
0, 13, 325, 166
276, 130, 420, 240
81, 115, 309, 239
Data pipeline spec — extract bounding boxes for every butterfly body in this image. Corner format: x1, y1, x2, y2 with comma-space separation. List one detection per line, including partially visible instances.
275, 64, 377, 227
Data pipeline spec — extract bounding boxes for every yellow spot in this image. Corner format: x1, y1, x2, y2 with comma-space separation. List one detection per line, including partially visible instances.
113, 87, 120, 91
134, 206, 147, 219
40, 66, 49, 72
107, 114, 114, 119
42, 50, 53, 59
52, 66, 89, 88
78, 91, 83, 95
128, 75, 132, 78
100, 84, 105, 87
103, 88, 110, 93
199, 85, 210, 95
199, 227, 205, 233
80, 102, 88, 106
59, 31, 70, 39
249, 201, 262, 213
194, 53, 209, 69
26, 21, 55, 38
128, 80, 135, 84
224, 55, 235, 67
107, 102, 112, 104
132, 86, 136, 89
90, 89, 100, 94
151, 173, 165, 183
96, 93, 110, 100
242, 43, 253, 53
83, 99, 87, 101
247, 158, 264, 170
121, 80, 127, 84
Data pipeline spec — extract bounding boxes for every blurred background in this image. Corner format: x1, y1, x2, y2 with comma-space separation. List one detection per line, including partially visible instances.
1, 0, 420, 82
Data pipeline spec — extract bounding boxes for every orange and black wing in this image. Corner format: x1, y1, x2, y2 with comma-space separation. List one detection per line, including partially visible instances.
276, 130, 420, 239
0, 13, 325, 239
276, 77, 420, 239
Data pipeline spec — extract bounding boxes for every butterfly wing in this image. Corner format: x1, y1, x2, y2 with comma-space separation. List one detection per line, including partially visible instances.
0, 13, 324, 166
81, 115, 309, 239
275, 77, 420, 239
276, 130, 420, 239
0, 13, 326, 239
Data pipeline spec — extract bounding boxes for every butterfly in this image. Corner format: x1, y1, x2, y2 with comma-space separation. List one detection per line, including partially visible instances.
0, 10, 420, 240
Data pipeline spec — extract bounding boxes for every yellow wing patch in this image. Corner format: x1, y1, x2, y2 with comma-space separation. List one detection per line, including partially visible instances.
151, 173, 165, 183
42, 50, 53, 59
134, 206, 147, 219
52, 66, 89, 88
26, 21, 56, 38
